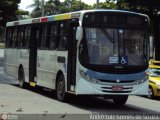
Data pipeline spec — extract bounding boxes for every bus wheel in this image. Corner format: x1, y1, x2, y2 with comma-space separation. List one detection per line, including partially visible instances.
113, 95, 128, 106
56, 74, 67, 102
19, 67, 27, 88
148, 87, 154, 99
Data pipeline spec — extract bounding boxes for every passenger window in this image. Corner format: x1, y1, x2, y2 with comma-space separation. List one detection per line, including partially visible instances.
48, 23, 57, 50
40, 24, 48, 49
17, 26, 25, 48
57, 22, 68, 51
24, 26, 31, 48
6, 27, 13, 48
12, 28, 18, 48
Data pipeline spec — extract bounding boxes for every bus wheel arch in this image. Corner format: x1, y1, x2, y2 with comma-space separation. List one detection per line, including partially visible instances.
18, 65, 27, 88
55, 71, 67, 102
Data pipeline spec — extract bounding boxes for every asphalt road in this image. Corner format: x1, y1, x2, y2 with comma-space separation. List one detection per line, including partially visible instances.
0, 49, 160, 120
0, 82, 160, 120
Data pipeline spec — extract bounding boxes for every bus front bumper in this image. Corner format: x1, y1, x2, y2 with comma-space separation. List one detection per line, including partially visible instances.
75, 78, 148, 95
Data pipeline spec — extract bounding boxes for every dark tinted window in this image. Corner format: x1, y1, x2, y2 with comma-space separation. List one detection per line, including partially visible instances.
24, 26, 31, 48
83, 12, 148, 28
48, 23, 57, 50
57, 21, 68, 51
40, 24, 48, 49
17, 26, 25, 48
12, 27, 18, 48
6, 27, 13, 48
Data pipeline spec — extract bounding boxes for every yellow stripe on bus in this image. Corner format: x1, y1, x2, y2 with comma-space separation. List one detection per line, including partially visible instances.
54, 14, 71, 20
30, 82, 36, 87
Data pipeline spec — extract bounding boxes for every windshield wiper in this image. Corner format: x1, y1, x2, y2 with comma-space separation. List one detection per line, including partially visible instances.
101, 29, 114, 43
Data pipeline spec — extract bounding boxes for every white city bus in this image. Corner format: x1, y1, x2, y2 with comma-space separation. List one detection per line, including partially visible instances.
4, 10, 150, 105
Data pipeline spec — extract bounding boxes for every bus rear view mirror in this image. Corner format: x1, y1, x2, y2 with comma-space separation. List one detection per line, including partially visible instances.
149, 36, 153, 59
76, 27, 83, 41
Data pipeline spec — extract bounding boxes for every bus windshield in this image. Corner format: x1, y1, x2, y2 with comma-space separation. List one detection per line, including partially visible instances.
79, 28, 148, 66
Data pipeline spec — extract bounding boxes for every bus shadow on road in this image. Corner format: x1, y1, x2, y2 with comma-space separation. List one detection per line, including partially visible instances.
12, 84, 160, 114
65, 95, 160, 114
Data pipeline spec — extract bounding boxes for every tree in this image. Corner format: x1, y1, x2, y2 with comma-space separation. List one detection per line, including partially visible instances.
70, 1, 90, 11
0, 0, 21, 42
57, 0, 90, 13
0, 0, 21, 26
27, 0, 45, 17
16, 9, 29, 20
44, 0, 61, 15
30, 0, 90, 17
92, 1, 116, 9
29, 0, 62, 17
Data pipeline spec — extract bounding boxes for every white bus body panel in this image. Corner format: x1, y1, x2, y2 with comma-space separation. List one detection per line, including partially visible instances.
20, 49, 29, 83
76, 77, 148, 95
4, 49, 29, 83
5, 49, 18, 79
75, 60, 148, 95
36, 50, 68, 90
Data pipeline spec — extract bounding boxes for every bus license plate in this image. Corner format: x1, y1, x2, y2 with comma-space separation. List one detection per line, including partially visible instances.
112, 86, 123, 91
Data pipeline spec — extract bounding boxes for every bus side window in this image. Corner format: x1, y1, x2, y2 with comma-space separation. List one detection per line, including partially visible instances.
6, 27, 13, 48
48, 22, 57, 50
17, 26, 24, 48
21, 26, 25, 48
12, 27, 18, 48
57, 21, 68, 51
40, 24, 47, 49
24, 26, 31, 48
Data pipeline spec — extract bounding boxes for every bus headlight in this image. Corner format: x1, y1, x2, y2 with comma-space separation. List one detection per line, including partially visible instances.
136, 76, 148, 84
156, 83, 160, 88
79, 69, 99, 84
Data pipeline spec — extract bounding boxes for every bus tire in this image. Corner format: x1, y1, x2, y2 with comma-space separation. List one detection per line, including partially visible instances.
56, 74, 67, 102
113, 95, 128, 106
148, 87, 154, 99
19, 67, 27, 88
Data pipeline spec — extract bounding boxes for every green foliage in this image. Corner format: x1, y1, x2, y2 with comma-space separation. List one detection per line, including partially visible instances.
61, 0, 90, 13
16, 9, 29, 15
92, 2, 116, 9
45, 0, 62, 15
16, 9, 29, 19
31, 8, 42, 18
0, 0, 20, 41
0, 0, 20, 26
115, 0, 160, 16
29, 0, 118, 18
27, 0, 44, 17
29, 0, 92, 18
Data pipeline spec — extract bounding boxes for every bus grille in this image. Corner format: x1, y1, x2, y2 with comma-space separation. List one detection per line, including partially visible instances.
101, 86, 133, 93
99, 79, 135, 83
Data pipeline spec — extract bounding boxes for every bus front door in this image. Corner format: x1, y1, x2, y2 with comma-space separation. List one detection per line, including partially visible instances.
29, 25, 39, 86
67, 20, 79, 91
